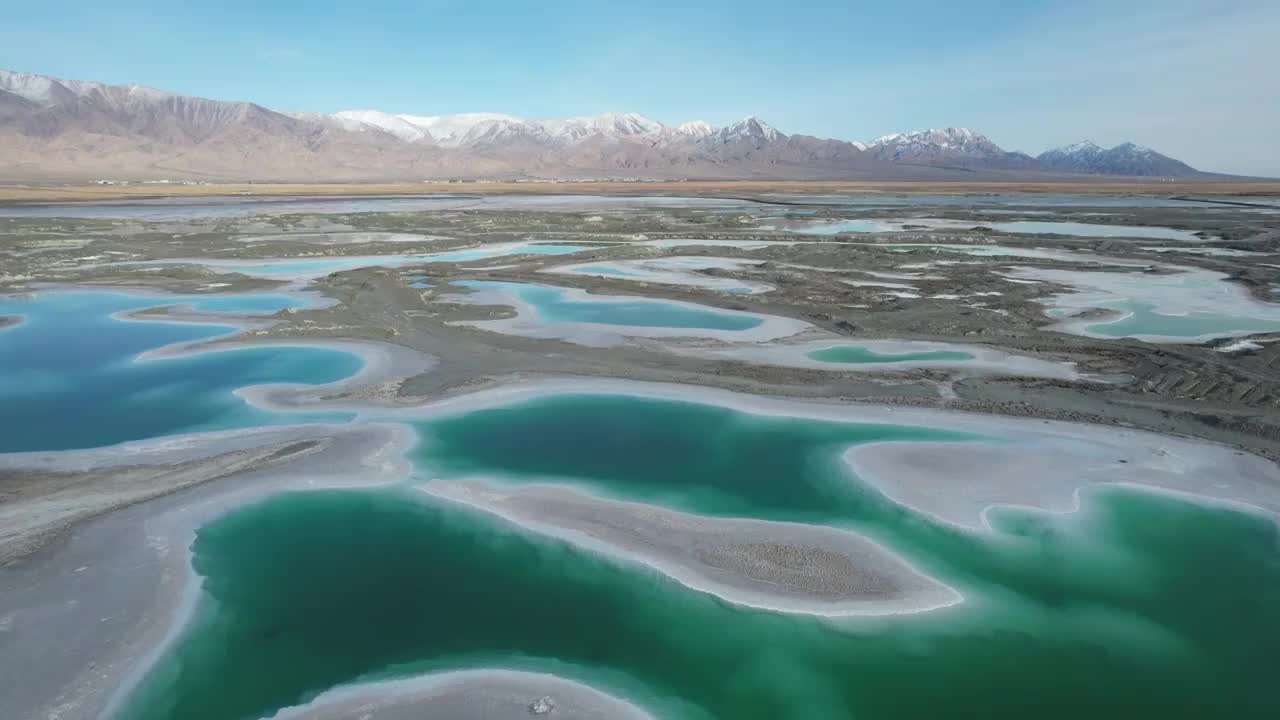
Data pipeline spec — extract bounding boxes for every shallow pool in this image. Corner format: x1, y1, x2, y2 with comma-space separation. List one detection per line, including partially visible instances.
446, 280, 807, 345
807, 346, 975, 364
1010, 267, 1280, 342
455, 280, 763, 330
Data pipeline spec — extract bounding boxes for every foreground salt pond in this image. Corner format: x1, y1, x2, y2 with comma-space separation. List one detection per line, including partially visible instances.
111, 387, 1280, 720
3, 286, 1279, 720
0, 290, 359, 452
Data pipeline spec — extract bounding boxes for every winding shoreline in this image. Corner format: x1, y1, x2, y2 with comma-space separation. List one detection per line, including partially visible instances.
3, 213, 1279, 720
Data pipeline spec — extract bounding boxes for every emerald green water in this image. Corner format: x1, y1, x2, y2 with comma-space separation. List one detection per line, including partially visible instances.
806, 346, 975, 365
114, 394, 1280, 720
118, 486, 1280, 720
413, 394, 970, 523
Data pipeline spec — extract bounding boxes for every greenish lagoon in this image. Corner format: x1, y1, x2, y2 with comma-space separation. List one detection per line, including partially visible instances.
114, 394, 1280, 720
807, 346, 975, 365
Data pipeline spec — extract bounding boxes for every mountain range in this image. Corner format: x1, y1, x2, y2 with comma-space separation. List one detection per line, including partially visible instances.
0, 68, 1222, 182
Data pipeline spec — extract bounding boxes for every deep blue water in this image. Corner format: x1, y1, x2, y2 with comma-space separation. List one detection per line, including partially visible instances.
0, 291, 359, 452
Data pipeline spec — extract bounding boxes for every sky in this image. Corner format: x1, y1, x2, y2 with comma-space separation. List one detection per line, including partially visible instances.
2, 0, 1278, 175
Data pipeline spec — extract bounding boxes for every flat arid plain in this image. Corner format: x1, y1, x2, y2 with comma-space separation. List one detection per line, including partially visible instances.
2, 183, 1279, 720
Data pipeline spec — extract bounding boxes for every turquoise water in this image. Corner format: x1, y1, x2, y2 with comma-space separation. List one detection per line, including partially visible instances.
1067, 301, 1280, 339
807, 346, 975, 364
456, 281, 764, 331
570, 264, 642, 277
0, 291, 358, 452
1016, 268, 1280, 341
116, 393, 1280, 720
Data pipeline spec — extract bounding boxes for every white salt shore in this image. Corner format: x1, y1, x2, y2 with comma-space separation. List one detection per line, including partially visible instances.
425, 478, 961, 617
5, 366, 1280, 720
387, 379, 1280, 527
442, 281, 811, 347
269, 669, 655, 720
677, 336, 1085, 380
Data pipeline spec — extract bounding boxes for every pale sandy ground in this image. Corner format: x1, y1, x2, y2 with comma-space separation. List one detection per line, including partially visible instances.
426, 478, 960, 616
270, 670, 654, 720
0, 437, 324, 564
0, 423, 413, 720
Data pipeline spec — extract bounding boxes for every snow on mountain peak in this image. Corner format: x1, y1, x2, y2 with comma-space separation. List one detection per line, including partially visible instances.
676, 120, 715, 138
329, 110, 428, 142
1043, 141, 1157, 159
328, 110, 677, 147
1113, 141, 1155, 155
398, 113, 526, 147
0, 69, 65, 105
714, 116, 784, 143
543, 112, 666, 141
0, 69, 175, 107
872, 127, 985, 149
1037, 140, 1195, 176
1060, 140, 1102, 154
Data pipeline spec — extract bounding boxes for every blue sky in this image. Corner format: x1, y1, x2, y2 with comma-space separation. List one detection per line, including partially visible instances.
3, 0, 1278, 175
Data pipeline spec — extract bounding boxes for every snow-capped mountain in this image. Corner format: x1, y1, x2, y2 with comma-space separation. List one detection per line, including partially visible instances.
867, 127, 1037, 168
318, 110, 669, 148
325, 110, 435, 142
1038, 141, 1198, 176
0, 67, 1219, 182
676, 120, 715, 138
705, 116, 784, 146
0, 68, 175, 107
